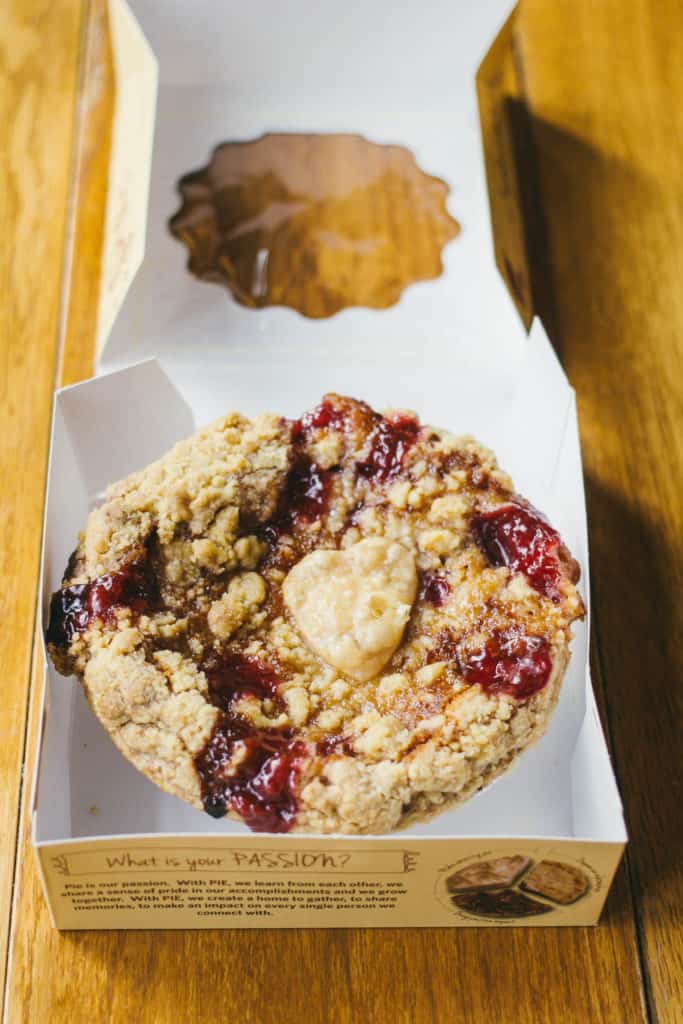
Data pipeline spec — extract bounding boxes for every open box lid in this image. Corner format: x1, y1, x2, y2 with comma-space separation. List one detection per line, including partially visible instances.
34, 0, 625, 846
97, 0, 530, 379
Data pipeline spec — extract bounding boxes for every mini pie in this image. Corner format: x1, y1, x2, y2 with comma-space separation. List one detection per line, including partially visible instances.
450, 888, 552, 919
446, 856, 531, 893
46, 394, 584, 834
445, 855, 590, 917
520, 859, 589, 904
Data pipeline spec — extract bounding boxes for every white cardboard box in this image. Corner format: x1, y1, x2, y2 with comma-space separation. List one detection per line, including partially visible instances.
34, 0, 626, 929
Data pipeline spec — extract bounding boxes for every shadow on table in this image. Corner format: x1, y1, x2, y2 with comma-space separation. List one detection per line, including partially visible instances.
506, 101, 683, 924
584, 470, 683, 902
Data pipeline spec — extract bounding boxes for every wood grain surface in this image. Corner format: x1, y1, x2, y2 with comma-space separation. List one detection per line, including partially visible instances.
0, 0, 84, 1002
518, 3, 683, 1020
1, 1, 681, 1021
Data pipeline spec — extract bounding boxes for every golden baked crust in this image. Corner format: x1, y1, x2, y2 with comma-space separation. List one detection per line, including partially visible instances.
46, 394, 584, 834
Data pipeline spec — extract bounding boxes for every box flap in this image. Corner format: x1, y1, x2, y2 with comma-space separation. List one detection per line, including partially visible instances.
96, 0, 157, 356
97, 0, 527, 368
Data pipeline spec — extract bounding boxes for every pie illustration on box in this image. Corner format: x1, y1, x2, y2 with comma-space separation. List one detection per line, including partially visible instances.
452, 888, 552, 919
446, 856, 590, 918
168, 133, 460, 319
446, 854, 530, 892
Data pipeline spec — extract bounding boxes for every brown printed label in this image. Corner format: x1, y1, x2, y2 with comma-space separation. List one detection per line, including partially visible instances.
36, 836, 623, 930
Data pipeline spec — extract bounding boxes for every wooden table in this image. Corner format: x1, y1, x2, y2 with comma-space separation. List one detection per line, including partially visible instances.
2, 1, 681, 1020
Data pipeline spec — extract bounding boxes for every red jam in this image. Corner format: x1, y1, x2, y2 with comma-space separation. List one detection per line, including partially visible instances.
292, 398, 350, 440
46, 563, 155, 648
461, 629, 551, 700
196, 650, 307, 831
429, 630, 460, 665
262, 400, 421, 548
203, 651, 281, 711
258, 453, 334, 548
285, 455, 334, 523
317, 734, 354, 757
195, 717, 307, 831
356, 413, 420, 482
420, 572, 451, 607
472, 502, 564, 601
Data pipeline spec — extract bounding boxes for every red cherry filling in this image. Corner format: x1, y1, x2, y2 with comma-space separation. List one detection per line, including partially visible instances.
195, 650, 307, 831
258, 453, 335, 548
472, 502, 565, 601
461, 629, 552, 700
420, 572, 451, 607
195, 715, 307, 832
292, 397, 351, 440
356, 413, 420, 482
46, 562, 156, 648
285, 455, 334, 523
229, 740, 306, 832
202, 651, 281, 711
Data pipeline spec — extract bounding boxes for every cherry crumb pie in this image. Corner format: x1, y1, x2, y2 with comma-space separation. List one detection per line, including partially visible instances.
46, 394, 584, 834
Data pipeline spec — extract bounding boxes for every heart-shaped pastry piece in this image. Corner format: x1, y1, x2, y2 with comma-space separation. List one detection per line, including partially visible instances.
283, 537, 417, 682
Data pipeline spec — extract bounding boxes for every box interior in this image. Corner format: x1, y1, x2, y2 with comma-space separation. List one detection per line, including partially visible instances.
34, 0, 625, 849
36, 345, 624, 846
